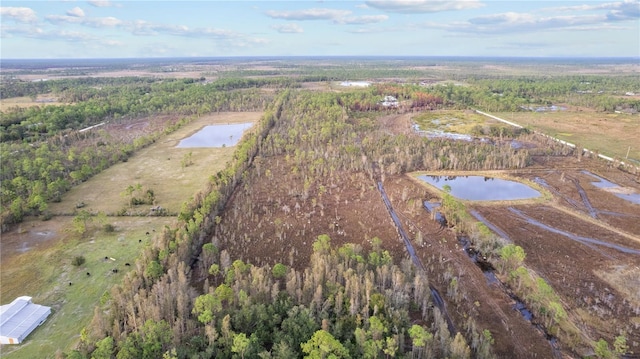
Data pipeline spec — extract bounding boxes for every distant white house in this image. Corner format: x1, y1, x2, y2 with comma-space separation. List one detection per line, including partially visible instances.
340, 81, 371, 87
380, 95, 398, 108
0, 296, 51, 344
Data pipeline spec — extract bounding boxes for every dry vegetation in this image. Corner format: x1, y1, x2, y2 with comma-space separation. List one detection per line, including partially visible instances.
495, 109, 640, 164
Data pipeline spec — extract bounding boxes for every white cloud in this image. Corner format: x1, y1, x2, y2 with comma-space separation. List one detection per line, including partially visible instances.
87, 0, 118, 8
548, 0, 638, 15
44, 11, 242, 40
334, 15, 388, 25
365, 0, 484, 14
102, 39, 124, 47
66, 7, 85, 18
271, 23, 304, 33
542, 0, 639, 22
265, 7, 388, 26
421, 1, 639, 35
2, 26, 94, 42
265, 8, 351, 21
0, 7, 38, 23
127, 21, 237, 39
46, 14, 123, 28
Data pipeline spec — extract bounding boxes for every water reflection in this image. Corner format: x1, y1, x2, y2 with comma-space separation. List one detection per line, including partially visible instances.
177, 123, 253, 148
417, 175, 541, 201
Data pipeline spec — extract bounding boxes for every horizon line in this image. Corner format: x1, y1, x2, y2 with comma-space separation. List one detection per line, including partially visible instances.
2, 55, 640, 61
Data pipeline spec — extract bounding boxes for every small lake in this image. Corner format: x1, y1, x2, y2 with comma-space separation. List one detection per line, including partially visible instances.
417, 175, 541, 201
177, 123, 253, 148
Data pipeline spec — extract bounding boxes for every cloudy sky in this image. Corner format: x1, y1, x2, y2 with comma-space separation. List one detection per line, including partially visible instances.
1, 0, 638, 58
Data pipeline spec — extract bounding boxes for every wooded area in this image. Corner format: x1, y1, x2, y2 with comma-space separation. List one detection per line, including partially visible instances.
1, 58, 638, 359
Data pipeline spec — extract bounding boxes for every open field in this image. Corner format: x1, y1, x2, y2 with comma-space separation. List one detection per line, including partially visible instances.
495, 110, 640, 164
412, 110, 501, 134
0, 112, 261, 358
47, 112, 262, 216
0, 217, 164, 358
0, 95, 65, 111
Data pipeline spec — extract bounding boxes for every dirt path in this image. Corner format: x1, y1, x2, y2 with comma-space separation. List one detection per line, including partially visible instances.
376, 180, 456, 334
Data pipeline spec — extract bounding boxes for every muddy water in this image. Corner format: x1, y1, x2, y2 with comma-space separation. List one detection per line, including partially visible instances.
457, 235, 499, 285
581, 170, 640, 205
508, 207, 640, 255
534, 177, 634, 218
454, 232, 561, 357
426, 203, 561, 357
177, 123, 253, 148
422, 201, 447, 227
417, 175, 541, 201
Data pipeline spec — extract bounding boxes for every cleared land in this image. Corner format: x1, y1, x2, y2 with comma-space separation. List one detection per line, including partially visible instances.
495, 109, 640, 164
0, 95, 65, 111
0, 112, 262, 358
466, 157, 640, 357
206, 112, 640, 358
412, 109, 502, 134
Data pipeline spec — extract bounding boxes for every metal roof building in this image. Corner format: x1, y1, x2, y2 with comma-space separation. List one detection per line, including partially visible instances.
0, 296, 51, 344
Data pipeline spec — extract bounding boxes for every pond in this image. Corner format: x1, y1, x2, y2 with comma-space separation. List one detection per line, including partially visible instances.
417, 175, 541, 201
177, 123, 253, 148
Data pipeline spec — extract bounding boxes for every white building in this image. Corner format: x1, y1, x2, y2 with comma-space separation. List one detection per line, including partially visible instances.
0, 296, 51, 344
380, 95, 399, 108
340, 81, 371, 87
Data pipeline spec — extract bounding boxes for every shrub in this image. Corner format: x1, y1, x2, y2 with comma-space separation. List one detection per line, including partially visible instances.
272, 263, 287, 279
72, 255, 86, 267
41, 211, 53, 221
104, 223, 115, 233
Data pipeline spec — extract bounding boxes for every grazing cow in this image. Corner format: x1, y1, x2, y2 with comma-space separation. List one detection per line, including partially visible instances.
104, 256, 109, 260
69, 282, 73, 286
146, 232, 150, 235
139, 239, 142, 243
86, 272, 91, 276
112, 268, 119, 273
125, 263, 131, 266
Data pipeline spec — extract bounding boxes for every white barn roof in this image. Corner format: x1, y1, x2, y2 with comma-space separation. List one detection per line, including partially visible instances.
0, 296, 51, 344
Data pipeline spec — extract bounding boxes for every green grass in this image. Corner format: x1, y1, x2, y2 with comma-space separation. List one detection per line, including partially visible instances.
0, 112, 262, 358
1, 218, 165, 358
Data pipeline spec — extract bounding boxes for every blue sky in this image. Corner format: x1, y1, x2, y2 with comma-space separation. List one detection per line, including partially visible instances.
1, 1, 638, 58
